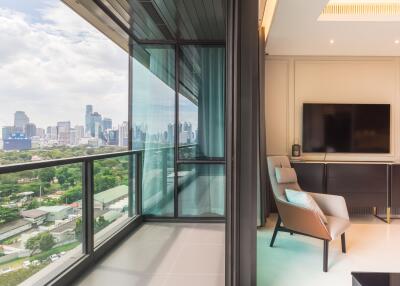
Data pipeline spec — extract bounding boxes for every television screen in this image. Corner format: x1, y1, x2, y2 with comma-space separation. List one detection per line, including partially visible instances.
302, 103, 390, 153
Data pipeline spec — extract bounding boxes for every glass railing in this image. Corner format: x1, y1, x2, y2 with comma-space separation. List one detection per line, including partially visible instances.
0, 145, 226, 285
0, 151, 139, 286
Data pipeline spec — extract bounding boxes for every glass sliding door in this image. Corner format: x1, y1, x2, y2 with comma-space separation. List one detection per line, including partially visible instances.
131, 44, 226, 219
178, 46, 225, 160
178, 164, 225, 217
178, 45, 226, 218
131, 45, 175, 216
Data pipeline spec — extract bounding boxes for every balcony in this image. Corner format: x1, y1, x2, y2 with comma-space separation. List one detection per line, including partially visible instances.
73, 223, 225, 286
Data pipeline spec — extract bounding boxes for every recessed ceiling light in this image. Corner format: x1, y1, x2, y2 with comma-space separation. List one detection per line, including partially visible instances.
395, 39, 400, 44
329, 39, 335, 44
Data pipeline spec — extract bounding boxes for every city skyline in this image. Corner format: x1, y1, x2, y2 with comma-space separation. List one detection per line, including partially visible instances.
1, 106, 198, 151
0, 0, 128, 131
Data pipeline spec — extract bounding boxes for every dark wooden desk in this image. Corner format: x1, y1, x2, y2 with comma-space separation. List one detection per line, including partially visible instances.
352, 272, 400, 286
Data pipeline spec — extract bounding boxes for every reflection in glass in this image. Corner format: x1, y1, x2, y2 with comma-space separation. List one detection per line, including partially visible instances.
93, 155, 135, 246
178, 164, 225, 217
132, 45, 175, 216
179, 46, 225, 160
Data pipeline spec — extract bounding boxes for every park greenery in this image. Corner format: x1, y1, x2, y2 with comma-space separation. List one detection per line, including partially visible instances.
0, 146, 129, 227
0, 146, 130, 285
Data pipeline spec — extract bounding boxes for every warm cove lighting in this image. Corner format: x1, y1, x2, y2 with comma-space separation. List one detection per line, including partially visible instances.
319, 0, 400, 21
261, 0, 278, 40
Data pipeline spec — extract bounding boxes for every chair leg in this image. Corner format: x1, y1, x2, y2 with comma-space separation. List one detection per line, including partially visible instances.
323, 240, 329, 272
341, 233, 346, 253
270, 216, 281, 247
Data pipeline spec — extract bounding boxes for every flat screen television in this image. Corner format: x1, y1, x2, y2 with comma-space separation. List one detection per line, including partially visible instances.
302, 103, 390, 153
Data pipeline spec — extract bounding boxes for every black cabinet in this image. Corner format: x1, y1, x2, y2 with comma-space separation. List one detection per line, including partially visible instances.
291, 162, 325, 193
391, 164, 400, 209
291, 162, 390, 209
326, 164, 388, 208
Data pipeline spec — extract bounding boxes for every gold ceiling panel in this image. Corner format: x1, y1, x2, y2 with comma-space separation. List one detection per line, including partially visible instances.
319, 2, 400, 21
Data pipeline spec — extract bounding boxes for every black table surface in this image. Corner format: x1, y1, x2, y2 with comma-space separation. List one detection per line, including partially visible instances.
352, 272, 400, 286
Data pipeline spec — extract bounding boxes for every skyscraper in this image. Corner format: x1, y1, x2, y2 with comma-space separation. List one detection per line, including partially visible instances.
47, 126, 58, 140
36, 128, 45, 139
102, 118, 112, 130
108, 130, 119, 145
85, 105, 93, 136
2, 126, 14, 140
57, 121, 71, 145
74, 125, 85, 139
167, 123, 174, 144
91, 112, 102, 138
14, 111, 29, 132
25, 123, 37, 138
118, 121, 129, 147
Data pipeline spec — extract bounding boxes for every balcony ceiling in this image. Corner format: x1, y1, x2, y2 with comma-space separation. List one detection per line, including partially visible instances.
266, 0, 400, 56
64, 0, 225, 47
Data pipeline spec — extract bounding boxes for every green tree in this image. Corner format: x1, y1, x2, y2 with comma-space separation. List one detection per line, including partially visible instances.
39, 232, 56, 252
25, 235, 40, 255
61, 185, 82, 204
0, 207, 19, 223
25, 232, 55, 255
38, 168, 55, 183
94, 174, 117, 193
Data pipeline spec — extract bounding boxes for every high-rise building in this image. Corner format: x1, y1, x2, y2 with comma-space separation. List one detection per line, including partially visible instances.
69, 128, 79, 146
108, 130, 119, 145
2, 126, 14, 140
118, 121, 129, 147
74, 125, 85, 140
47, 126, 58, 140
14, 111, 29, 132
57, 121, 71, 145
25, 123, 37, 138
167, 123, 174, 144
85, 105, 93, 136
91, 112, 102, 137
3, 132, 31, 151
36, 128, 45, 138
102, 118, 112, 130
94, 121, 102, 139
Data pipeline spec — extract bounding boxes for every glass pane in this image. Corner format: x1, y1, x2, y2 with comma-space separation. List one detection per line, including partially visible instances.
93, 155, 135, 246
132, 45, 175, 216
178, 164, 225, 217
0, 0, 128, 165
179, 46, 225, 160
0, 165, 83, 285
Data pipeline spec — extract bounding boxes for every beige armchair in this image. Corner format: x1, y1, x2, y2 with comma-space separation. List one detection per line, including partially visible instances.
267, 156, 351, 272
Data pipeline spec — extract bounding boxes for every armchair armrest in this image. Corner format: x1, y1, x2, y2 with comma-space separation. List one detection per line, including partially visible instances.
308, 192, 349, 220
276, 200, 331, 240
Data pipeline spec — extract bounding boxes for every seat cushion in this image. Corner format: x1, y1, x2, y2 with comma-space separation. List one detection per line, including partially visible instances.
285, 189, 328, 224
326, 215, 351, 240
275, 167, 298, 184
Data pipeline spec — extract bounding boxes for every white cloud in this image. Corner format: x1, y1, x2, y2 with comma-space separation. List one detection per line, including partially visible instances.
0, 1, 128, 130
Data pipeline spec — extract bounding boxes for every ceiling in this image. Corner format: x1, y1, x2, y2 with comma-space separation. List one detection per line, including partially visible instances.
266, 0, 400, 56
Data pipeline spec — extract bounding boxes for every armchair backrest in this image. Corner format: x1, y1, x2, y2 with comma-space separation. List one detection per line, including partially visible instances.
267, 156, 301, 202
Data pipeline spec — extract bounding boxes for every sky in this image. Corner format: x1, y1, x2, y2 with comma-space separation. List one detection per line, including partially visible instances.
0, 0, 128, 131
0, 0, 198, 137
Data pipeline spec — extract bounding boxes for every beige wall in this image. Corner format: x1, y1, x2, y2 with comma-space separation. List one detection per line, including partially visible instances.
265, 56, 400, 161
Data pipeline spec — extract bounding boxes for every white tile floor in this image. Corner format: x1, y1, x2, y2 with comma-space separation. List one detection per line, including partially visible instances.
74, 223, 225, 286
257, 214, 400, 286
